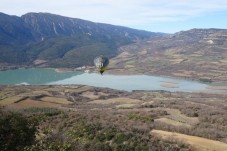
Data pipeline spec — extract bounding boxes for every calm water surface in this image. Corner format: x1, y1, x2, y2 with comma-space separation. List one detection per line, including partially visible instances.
0, 68, 220, 92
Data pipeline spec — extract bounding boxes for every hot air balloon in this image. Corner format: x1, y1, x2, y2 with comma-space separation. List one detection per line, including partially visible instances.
94, 55, 109, 75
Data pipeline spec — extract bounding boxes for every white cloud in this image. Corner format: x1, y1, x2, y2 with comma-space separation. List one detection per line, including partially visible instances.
0, 0, 227, 29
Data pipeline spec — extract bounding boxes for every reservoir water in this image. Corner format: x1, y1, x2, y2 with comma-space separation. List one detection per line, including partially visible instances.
0, 68, 220, 92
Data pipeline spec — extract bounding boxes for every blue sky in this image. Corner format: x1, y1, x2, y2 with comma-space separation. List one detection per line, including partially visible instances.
1, 0, 227, 33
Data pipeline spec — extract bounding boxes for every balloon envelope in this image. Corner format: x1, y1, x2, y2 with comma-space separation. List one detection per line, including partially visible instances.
94, 56, 109, 74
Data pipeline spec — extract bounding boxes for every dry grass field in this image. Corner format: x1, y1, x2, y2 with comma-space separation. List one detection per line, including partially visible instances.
154, 118, 191, 128
8, 99, 61, 109
151, 129, 227, 151
1, 85, 227, 150
41, 97, 72, 105
89, 97, 142, 105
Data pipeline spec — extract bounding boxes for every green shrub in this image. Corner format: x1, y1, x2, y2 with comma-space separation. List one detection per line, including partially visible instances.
0, 111, 37, 151
23, 107, 61, 116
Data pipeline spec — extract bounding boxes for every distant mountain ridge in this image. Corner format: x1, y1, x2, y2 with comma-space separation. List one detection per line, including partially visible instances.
0, 12, 162, 68
0, 13, 34, 44
0, 12, 159, 45
109, 28, 227, 81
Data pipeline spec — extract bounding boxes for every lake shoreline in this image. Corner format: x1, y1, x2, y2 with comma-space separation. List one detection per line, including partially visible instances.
0, 65, 227, 83
0, 68, 222, 93
1, 67, 227, 92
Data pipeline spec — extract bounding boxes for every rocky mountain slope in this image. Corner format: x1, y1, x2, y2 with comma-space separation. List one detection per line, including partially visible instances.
0, 12, 161, 68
